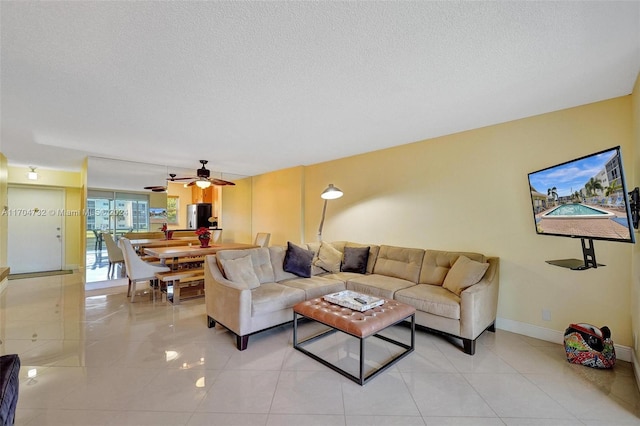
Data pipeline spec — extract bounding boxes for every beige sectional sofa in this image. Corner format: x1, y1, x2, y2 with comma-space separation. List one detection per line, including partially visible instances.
205, 241, 499, 354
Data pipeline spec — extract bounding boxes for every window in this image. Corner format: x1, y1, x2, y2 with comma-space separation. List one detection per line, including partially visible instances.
167, 196, 179, 225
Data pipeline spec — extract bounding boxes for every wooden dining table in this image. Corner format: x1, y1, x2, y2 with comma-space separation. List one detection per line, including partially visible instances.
128, 237, 200, 251
143, 242, 257, 263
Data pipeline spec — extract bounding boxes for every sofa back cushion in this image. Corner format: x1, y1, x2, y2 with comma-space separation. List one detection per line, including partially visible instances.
220, 255, 261, 290
216, 247, 275, 284
372, 245, 424, 283
420, 250, 486, 286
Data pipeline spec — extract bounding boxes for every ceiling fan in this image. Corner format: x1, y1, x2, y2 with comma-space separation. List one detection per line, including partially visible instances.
143, 160, 236, 192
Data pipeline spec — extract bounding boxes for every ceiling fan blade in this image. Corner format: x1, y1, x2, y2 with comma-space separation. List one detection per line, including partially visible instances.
210, 178, 236, 186
144, 185, 166, 190
166, 176, 193, 181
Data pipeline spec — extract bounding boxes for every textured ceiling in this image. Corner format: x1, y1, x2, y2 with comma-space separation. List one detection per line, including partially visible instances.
2, 1, 639, 178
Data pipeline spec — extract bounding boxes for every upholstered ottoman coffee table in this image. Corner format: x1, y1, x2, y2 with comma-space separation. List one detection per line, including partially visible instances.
293, 296, 415, 385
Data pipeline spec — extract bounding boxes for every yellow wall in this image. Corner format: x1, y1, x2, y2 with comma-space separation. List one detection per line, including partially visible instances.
252, 166, 304, 246
243, 96, 635, 348
220, 177, 252, 244
7, 166, 85, 270
632, 72, 640, 371
64, 188, 83, 270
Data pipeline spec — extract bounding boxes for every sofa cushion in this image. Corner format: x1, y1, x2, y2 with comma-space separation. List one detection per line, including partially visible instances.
284, 242, 314, 278
346, 274, 416, 299
251, 283, 306, 316
217, 247, 275, 284
372, 245, 424, 283
341, 242, 379, 274
319, 241, 379, 274
341, 246, 369, 274
314, 242, 343, 273
269, 246, 299, 282
395, 284, 461, 320
220, 255, 261, 289
442, 255, 490, 296
322, 271, 367, 282
280, 276, 346, 299
305, 242, 327, 276
420, 250, 486, 286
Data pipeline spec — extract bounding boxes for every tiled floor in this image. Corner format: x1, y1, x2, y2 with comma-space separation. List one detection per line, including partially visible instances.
2, 271, 640, 425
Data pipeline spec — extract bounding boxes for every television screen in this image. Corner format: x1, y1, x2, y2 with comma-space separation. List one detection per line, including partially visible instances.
528, 146, 636, 244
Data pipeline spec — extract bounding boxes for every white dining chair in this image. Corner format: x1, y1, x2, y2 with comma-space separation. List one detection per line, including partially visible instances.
102, 232, 124, 279
254, 232, 271, 247
211, 229, 223, 244
119, 237, 170, 302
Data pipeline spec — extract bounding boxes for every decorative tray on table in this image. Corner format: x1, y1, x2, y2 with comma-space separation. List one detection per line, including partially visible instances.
323, 290, 385, 312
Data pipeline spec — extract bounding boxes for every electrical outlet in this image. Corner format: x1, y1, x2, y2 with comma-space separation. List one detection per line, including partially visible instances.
542, 309, 551, 321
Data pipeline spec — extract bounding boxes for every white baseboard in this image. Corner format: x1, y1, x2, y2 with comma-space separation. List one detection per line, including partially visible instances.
496, 317, 632, 363
633, 349, 640, 394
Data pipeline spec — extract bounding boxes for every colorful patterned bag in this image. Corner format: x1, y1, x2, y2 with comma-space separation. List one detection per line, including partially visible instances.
564, 323, 615, 369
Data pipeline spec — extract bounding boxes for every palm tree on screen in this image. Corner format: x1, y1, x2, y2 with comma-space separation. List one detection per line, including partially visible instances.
547, 187, 558, 206
585, 177, 603, 197
605, 179, 620, 197
571, 191, 582, 203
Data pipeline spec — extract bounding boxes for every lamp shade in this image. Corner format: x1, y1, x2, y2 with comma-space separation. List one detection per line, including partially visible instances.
195, 179, 211, 189
320, 184, 343, 200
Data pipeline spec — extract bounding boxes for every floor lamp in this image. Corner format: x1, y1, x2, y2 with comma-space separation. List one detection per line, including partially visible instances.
317, 184, 343, 241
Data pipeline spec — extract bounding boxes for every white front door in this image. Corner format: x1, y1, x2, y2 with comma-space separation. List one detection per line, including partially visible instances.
7, 187, 64, 273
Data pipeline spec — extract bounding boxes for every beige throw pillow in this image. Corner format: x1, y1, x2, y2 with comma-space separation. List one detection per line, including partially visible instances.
221, 255, 261, 289
314, 242, 342, 273
442, 255, 490, 296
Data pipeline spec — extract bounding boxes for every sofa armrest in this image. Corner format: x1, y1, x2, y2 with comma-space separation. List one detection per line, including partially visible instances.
204, 255, 253, 335
459, 257, 500, 340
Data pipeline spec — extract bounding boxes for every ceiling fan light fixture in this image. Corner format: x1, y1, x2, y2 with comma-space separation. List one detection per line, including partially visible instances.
195, 179, 212, 189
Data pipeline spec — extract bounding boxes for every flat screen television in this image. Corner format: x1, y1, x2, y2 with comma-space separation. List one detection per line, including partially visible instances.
527, 146, 637, 270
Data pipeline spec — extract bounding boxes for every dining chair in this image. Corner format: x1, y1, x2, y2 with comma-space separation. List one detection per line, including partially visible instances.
92, 229, 103, 252
211, 229, 223, 244
102, 232, 124, 279
119, 238, 170, 302
254, 232, 271, 247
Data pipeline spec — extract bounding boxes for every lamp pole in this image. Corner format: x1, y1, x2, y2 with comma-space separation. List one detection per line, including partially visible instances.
317, 199, 328, 241
317, 184, 343, 241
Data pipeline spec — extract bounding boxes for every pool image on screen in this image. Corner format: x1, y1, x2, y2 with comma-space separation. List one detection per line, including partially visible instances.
528, 146, 635, 244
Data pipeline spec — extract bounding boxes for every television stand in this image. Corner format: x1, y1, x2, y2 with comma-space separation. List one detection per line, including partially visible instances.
546, 238, 605, 270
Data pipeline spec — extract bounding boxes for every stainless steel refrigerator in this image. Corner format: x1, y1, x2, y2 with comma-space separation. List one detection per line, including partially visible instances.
186, 203, 212, 229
